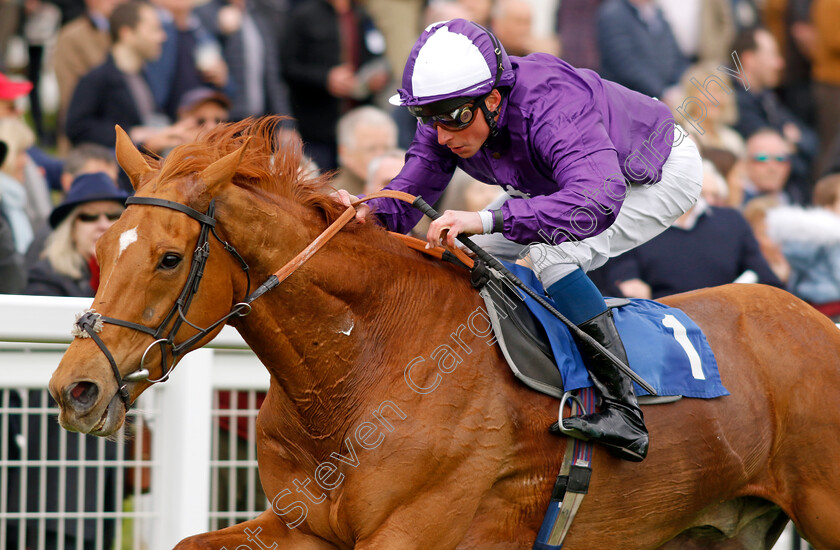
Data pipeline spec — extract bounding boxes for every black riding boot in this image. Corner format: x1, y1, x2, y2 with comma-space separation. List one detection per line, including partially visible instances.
552, 310, 649, 462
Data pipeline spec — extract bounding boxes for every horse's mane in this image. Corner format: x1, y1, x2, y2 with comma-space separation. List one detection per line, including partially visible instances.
151, 116, 348, 224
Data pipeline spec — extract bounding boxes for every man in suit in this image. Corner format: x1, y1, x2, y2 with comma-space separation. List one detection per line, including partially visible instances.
597, 0, 688, 105
54, 0, 125, 151
195, 0, 291, 123
65, 1, 189, 154
282, 0, 390, 171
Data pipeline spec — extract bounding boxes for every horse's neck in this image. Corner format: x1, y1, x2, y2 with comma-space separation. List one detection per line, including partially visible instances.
220, 189, 475, 451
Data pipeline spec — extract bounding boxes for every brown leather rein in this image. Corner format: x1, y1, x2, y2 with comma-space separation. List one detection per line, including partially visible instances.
250, 190, 474, 301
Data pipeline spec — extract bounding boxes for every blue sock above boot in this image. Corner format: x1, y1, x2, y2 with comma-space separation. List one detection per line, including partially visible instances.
545, 268, 607, 325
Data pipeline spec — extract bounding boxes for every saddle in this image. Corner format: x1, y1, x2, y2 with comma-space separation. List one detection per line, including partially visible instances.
387, 233, 724, 401
472, 264, 682, 405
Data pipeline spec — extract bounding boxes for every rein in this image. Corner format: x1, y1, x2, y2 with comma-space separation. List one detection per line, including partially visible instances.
73, 190, 467, 411
243, 190, 473, 304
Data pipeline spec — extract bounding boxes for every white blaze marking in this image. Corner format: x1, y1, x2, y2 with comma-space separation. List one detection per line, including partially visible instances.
118, 228, 138, 257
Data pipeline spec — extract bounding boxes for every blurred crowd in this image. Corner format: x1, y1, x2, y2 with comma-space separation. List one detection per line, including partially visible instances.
1, 0, 840, 544
0, 0, 836, 315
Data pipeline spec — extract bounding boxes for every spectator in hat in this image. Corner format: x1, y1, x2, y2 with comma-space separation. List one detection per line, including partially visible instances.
0, 140, 27, 294
0, 73, 56, 225
0, 73, 34, 119
25, 144, 120, 270
25, 172, 128, 297
176, 87, 230, 133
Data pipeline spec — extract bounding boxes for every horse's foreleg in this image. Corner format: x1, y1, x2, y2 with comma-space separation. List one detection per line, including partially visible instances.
173, 510, 339, 550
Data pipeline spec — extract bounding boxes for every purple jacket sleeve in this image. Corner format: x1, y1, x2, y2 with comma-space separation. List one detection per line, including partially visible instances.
367, 125, 458, 234
500, 111, 627, 245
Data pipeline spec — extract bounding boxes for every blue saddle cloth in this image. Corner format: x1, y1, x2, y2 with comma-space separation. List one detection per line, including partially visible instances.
501, 262, 729, 399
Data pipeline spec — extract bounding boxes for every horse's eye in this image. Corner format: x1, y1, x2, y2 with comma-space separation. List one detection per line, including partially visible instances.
159, 253, 182, 270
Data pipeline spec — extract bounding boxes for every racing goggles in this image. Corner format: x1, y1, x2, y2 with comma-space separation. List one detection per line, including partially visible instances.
408, 95, 486, 131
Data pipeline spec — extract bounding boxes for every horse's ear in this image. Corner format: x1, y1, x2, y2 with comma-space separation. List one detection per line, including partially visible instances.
199, 137, 252, 194
114, 125, 153, 190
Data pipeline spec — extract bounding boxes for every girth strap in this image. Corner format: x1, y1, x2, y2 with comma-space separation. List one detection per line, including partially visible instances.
533, 388, 595, 549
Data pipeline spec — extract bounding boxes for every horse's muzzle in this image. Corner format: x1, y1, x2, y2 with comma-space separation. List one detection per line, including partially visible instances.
51, 378, 126, 436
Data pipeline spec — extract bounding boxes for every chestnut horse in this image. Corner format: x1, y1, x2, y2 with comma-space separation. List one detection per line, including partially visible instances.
50, 118, 840, 549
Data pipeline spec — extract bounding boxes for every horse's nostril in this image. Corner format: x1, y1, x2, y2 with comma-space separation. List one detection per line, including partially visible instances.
65, 382, 99, 412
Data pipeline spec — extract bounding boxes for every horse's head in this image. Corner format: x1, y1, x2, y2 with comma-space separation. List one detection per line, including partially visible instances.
49, 125, 255, 436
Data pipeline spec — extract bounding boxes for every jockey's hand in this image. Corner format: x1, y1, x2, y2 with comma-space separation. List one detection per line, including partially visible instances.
331, 189, 368, 222
427, 210, 482, 249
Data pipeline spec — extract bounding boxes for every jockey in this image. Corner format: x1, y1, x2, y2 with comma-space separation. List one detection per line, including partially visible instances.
334, 19, 703, 462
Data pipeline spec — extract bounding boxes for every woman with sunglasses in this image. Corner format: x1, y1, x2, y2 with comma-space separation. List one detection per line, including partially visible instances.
334, 19, 704, 462
25, 172, 127, 297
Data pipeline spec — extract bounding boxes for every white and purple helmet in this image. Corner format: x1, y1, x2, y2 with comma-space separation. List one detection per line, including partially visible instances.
388, 19, 514, 120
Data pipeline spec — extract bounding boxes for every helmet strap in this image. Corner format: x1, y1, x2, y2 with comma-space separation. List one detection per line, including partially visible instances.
479, 95, 500, 140
474, 24, 504, 143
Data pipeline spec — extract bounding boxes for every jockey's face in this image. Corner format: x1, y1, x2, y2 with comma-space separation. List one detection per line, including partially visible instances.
435, 89, 501, 159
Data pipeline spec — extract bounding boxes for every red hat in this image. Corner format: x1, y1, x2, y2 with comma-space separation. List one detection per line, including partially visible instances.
0, 73, 33, 101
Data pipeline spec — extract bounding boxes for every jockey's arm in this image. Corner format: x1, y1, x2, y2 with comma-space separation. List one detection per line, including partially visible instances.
333, 132, 457, 230
495, 115, 627, 246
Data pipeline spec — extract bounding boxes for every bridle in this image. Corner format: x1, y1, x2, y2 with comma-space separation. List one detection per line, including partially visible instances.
74, 196, 252, 410
72, 190, 455, 412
